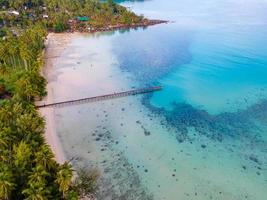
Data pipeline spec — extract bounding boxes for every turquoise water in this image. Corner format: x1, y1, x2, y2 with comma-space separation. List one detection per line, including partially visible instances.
114, 0, 267, 135
117, 0, 267, 114
151, 26, 267, 114
52, 0, 267, 199
115, 0, 267, 198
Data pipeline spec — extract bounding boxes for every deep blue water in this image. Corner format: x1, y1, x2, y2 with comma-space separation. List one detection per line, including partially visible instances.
116, 0, 267, 114
113, 0, 267, 131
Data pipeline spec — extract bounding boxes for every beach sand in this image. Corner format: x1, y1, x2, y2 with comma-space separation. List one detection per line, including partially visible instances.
37, 33, 74, 164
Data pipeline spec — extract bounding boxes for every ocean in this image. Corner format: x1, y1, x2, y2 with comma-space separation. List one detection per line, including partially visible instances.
49, 0, 267, 199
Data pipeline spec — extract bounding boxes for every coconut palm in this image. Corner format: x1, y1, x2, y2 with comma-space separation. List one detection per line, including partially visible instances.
22, 181, 49, 200
55, 162, 73, 198
0, 130, 8, 148
13, 141, 32, 169
34, 145, 56, 170
0, 164, 15, 200
28, 165, 49, 184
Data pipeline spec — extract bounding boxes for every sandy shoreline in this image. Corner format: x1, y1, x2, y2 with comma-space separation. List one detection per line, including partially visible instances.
37, 33, 74, 164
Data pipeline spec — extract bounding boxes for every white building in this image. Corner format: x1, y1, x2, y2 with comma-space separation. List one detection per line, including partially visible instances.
9, 11, 19, 16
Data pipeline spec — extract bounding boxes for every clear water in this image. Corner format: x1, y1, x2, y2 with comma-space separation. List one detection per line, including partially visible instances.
51, 0, 267, 199
118, 0, 267, 114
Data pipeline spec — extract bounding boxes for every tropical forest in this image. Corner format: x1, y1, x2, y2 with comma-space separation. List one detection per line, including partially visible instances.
0, 0, 144, 199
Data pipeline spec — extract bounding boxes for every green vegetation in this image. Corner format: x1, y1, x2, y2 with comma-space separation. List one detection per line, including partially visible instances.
0, 0, 144, 32
0, 0, 143, 199
0, 25, 82, 199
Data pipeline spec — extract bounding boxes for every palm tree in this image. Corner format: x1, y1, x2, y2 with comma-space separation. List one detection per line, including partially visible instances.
13, 141, 32, 169
28, 165, 49, 184
55, 162, 73, 198
34, 145, 56, 170
0, 148, 10, 164
0, 128, 13, 165
0, 102, 14, 126
0, 164, 15, 200
22, 181, 49, 200
0, 130, 8, 148
19, 41, 32, 70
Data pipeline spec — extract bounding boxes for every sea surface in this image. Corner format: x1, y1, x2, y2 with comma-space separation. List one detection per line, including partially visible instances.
50, 0, 267, 199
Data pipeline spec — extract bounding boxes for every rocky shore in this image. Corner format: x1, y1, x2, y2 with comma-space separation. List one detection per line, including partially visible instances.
69, 19, 168, 33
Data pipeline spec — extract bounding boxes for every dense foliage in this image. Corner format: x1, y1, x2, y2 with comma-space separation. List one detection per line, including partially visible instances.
0, 24, 85, 199
0, 0, 141, 199
0, 0, 144, 32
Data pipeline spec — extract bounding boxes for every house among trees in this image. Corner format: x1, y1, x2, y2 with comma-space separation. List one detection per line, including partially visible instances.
67, 17, 90, 32
43, 14, 49, 19
8, 10, 19, 16
77, 16, 89, 22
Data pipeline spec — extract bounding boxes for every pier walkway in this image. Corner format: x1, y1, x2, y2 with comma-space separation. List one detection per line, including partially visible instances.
36, 86, 162, 108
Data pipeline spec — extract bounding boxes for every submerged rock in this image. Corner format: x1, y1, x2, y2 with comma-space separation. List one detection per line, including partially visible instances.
249, 155, 260, 164
144, 130, 151, 136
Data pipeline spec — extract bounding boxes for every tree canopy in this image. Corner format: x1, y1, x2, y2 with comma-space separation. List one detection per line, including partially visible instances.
0, 0, 144, 32
0, 0, 140, 199
0, 0, 145, 199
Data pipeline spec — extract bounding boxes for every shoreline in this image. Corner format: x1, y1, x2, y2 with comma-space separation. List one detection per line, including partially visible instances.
37, 33, 73, 164
37, 19, 168, 164
87, 19, 168, 33
67, 19, 168, 33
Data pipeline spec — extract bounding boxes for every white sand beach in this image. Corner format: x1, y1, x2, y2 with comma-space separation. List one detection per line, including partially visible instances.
37, 33, 74, 164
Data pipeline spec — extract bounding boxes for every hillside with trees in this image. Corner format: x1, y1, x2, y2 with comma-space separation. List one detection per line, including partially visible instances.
0, 0, 147, 33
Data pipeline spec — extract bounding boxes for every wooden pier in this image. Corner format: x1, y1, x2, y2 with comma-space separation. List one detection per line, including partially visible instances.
44, 55, 60, 59
36, 86, 162, 108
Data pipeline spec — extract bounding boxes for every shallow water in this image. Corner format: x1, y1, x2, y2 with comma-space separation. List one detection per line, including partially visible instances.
50, 0, 267, 199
